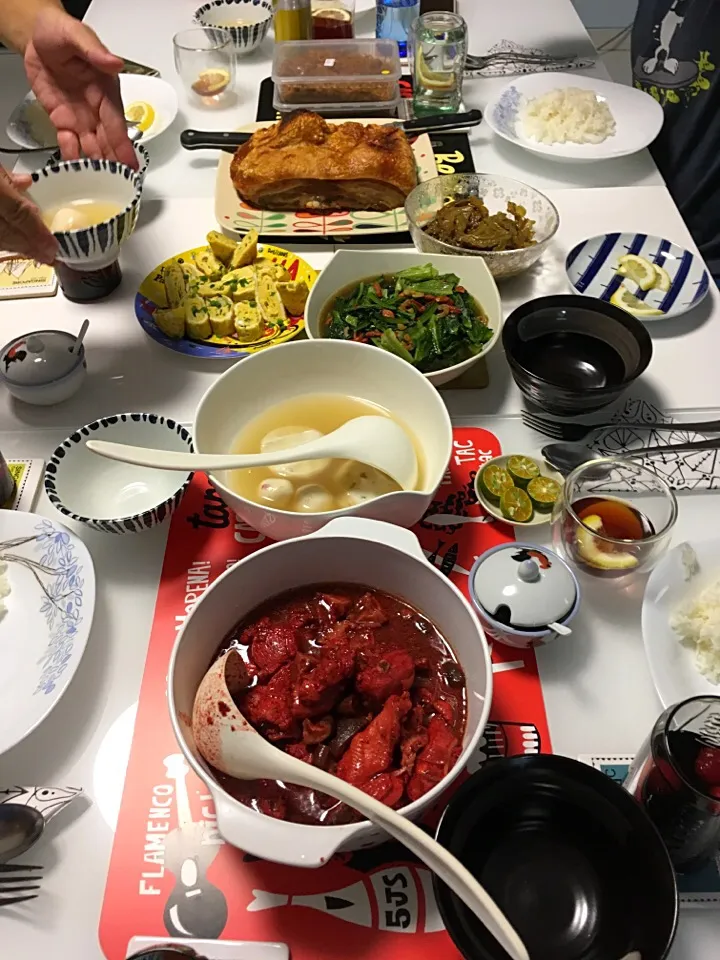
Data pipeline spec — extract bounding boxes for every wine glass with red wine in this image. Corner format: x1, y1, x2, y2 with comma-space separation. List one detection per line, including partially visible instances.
625, 695, 720, 872
551, 457, 677, 581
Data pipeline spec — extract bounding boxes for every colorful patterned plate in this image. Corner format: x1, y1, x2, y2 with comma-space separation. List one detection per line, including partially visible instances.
135, 243, 317, 359
214, 122, 437, 238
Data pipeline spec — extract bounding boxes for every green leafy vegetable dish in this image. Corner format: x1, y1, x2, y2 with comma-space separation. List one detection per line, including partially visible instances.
322, 264, 493, 373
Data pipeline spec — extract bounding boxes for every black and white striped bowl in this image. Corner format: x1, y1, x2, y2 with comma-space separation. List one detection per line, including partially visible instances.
46, 143, 150, 187
28, 159, 143, 270
193, 0, 273, 53
45, 413, 193, 534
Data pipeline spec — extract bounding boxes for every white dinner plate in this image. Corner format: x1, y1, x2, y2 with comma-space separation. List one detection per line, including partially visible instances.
642, 538, 720, 708
484, 72, 664, 162
6, 74, 178, 150
0, 510, 95, 756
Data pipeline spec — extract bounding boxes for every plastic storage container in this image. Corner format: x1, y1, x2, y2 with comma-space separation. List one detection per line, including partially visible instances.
272, 38, 402, 115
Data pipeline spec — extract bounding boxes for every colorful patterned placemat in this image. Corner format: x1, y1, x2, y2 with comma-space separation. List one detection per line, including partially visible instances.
99, 427, 552, 959
579, 755, 720, 906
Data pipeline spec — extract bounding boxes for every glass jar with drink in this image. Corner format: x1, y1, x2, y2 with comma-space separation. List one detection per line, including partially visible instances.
312, 0, 354, 38
273, 0, 312, 41
552, 457, 678, 582
625, 696, 720, 873
409, 11, 467, 115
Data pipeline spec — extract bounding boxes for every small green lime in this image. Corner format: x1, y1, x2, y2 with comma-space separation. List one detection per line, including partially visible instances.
479, 464, 514, 503
527, 476, 562, 512
507, 455, 540, 488
500, 487, 534, 523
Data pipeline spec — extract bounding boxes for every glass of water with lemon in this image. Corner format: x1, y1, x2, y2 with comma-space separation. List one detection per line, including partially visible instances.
173, 28, 235, 104
408, 12, 467, 116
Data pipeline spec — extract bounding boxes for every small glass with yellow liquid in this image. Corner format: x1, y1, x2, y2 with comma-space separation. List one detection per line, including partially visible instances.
273, 0, 312, 41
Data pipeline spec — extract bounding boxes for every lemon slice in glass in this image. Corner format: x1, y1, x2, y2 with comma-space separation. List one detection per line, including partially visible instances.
124, 101, 155, 132
576, 514, 638, 570
610, 287, 664, 317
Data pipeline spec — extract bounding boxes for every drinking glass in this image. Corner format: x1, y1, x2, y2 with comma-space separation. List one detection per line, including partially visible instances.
625, 696, 720, 872
311, 0, 355, 39
408, 11, 467, 116
551, 457, 677, 581
173, 28, 235, 103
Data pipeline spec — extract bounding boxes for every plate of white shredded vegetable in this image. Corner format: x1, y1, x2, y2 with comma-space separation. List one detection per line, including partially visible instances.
643, 538, 720, 707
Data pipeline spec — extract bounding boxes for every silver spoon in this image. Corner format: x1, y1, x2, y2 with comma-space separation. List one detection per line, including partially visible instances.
0, 805, 44, 862
542, 438, 720, 475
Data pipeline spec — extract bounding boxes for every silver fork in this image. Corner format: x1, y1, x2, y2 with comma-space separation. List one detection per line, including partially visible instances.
0, 863, 42, 906
465, 51, 587, 72
522, 410, 720, 442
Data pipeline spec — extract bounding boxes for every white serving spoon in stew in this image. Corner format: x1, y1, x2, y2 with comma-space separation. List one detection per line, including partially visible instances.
86, 415, 419, 491
193, 649, 530, 960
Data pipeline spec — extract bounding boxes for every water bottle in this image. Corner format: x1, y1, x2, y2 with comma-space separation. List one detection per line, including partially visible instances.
376, 0, 420, 59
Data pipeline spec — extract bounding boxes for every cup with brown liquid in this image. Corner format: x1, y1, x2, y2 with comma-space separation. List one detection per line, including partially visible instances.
551, 457, 678, 581
28, 158, 143, 302
311, 0, 354, 38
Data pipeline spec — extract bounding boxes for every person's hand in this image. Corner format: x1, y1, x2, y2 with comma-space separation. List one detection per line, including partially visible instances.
0, 167, 57, 264
24, 8, 138, 169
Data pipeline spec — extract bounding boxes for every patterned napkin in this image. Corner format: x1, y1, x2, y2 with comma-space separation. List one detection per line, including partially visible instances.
588, 398, 720, 493
465, 40, 595, 78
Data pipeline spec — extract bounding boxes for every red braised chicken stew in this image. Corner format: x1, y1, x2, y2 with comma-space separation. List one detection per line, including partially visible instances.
209, 583, 466, 825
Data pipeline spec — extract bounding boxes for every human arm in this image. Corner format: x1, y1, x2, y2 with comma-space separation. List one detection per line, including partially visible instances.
0, 167, 58, 263
0, 0, 63, 54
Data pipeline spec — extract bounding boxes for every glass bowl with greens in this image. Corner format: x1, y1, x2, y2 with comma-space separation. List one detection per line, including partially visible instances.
305, 250, 503, 387
405, 173, 560, 279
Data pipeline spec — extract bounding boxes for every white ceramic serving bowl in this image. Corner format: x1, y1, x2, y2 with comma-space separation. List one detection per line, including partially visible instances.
193, 339, 453, 541
47, 141, 150, 185
44, 413, 193, 533
169, 517, 493, 866
28, 159, 143, 270
405, 173, 560, 280
193, 0, 273, 53
0, 330, 86, 406
304, 250, 503, 387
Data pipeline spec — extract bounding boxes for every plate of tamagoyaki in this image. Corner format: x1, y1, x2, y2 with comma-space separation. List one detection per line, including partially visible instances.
134, 229, 317, 358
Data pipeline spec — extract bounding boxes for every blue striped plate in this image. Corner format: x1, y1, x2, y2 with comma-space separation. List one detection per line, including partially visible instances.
566, 232, 710, 320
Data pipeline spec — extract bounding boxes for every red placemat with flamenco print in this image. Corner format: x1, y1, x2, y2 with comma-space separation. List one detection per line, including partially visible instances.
99, 427, 551, 959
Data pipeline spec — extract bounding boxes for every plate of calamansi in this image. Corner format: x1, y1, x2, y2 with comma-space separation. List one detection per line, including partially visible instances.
475, 454, 564, 527
566, 231, 710, 321
135, 229, 317, 358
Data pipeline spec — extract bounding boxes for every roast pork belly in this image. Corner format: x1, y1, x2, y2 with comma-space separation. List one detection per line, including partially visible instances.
230, 110, 418, 213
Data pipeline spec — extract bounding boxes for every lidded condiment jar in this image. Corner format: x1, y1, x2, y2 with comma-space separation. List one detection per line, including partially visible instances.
0, 330, 87, 406
469, 542, 581, 649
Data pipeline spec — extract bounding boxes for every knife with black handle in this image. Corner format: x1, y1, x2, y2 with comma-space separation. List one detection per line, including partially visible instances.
180, 109, 482, 152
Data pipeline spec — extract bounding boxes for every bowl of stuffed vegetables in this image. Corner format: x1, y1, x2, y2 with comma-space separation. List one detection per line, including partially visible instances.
304, 250, 503, 387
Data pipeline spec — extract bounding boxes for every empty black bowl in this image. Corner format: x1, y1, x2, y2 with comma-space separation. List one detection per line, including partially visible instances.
434, 755, 678, 960
502, 295, 653, 415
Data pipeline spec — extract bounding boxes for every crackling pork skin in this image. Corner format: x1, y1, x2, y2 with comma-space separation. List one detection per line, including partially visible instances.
230, 110, 419, 213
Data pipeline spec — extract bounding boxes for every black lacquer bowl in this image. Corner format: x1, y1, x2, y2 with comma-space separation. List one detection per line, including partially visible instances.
502, 295, 652, 415
434, 755, 678, 960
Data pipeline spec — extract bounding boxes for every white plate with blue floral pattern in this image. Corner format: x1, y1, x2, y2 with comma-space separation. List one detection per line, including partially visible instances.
0, 511, 95, 756
484, 73, 664, 162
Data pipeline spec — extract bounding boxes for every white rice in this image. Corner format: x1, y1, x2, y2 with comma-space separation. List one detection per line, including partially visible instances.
670, 578, 720, 684
521, 87, 617, 145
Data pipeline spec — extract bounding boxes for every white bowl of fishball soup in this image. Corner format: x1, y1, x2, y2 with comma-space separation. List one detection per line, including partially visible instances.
168, 516, 492, 865
193, 339, 453, 541
304, 250, 503, 388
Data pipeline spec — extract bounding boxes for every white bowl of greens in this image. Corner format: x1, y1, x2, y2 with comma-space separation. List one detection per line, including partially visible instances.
304, 250, 503, 387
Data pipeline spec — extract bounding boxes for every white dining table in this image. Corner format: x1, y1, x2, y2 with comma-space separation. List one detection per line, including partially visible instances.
0, 1, 719, 958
